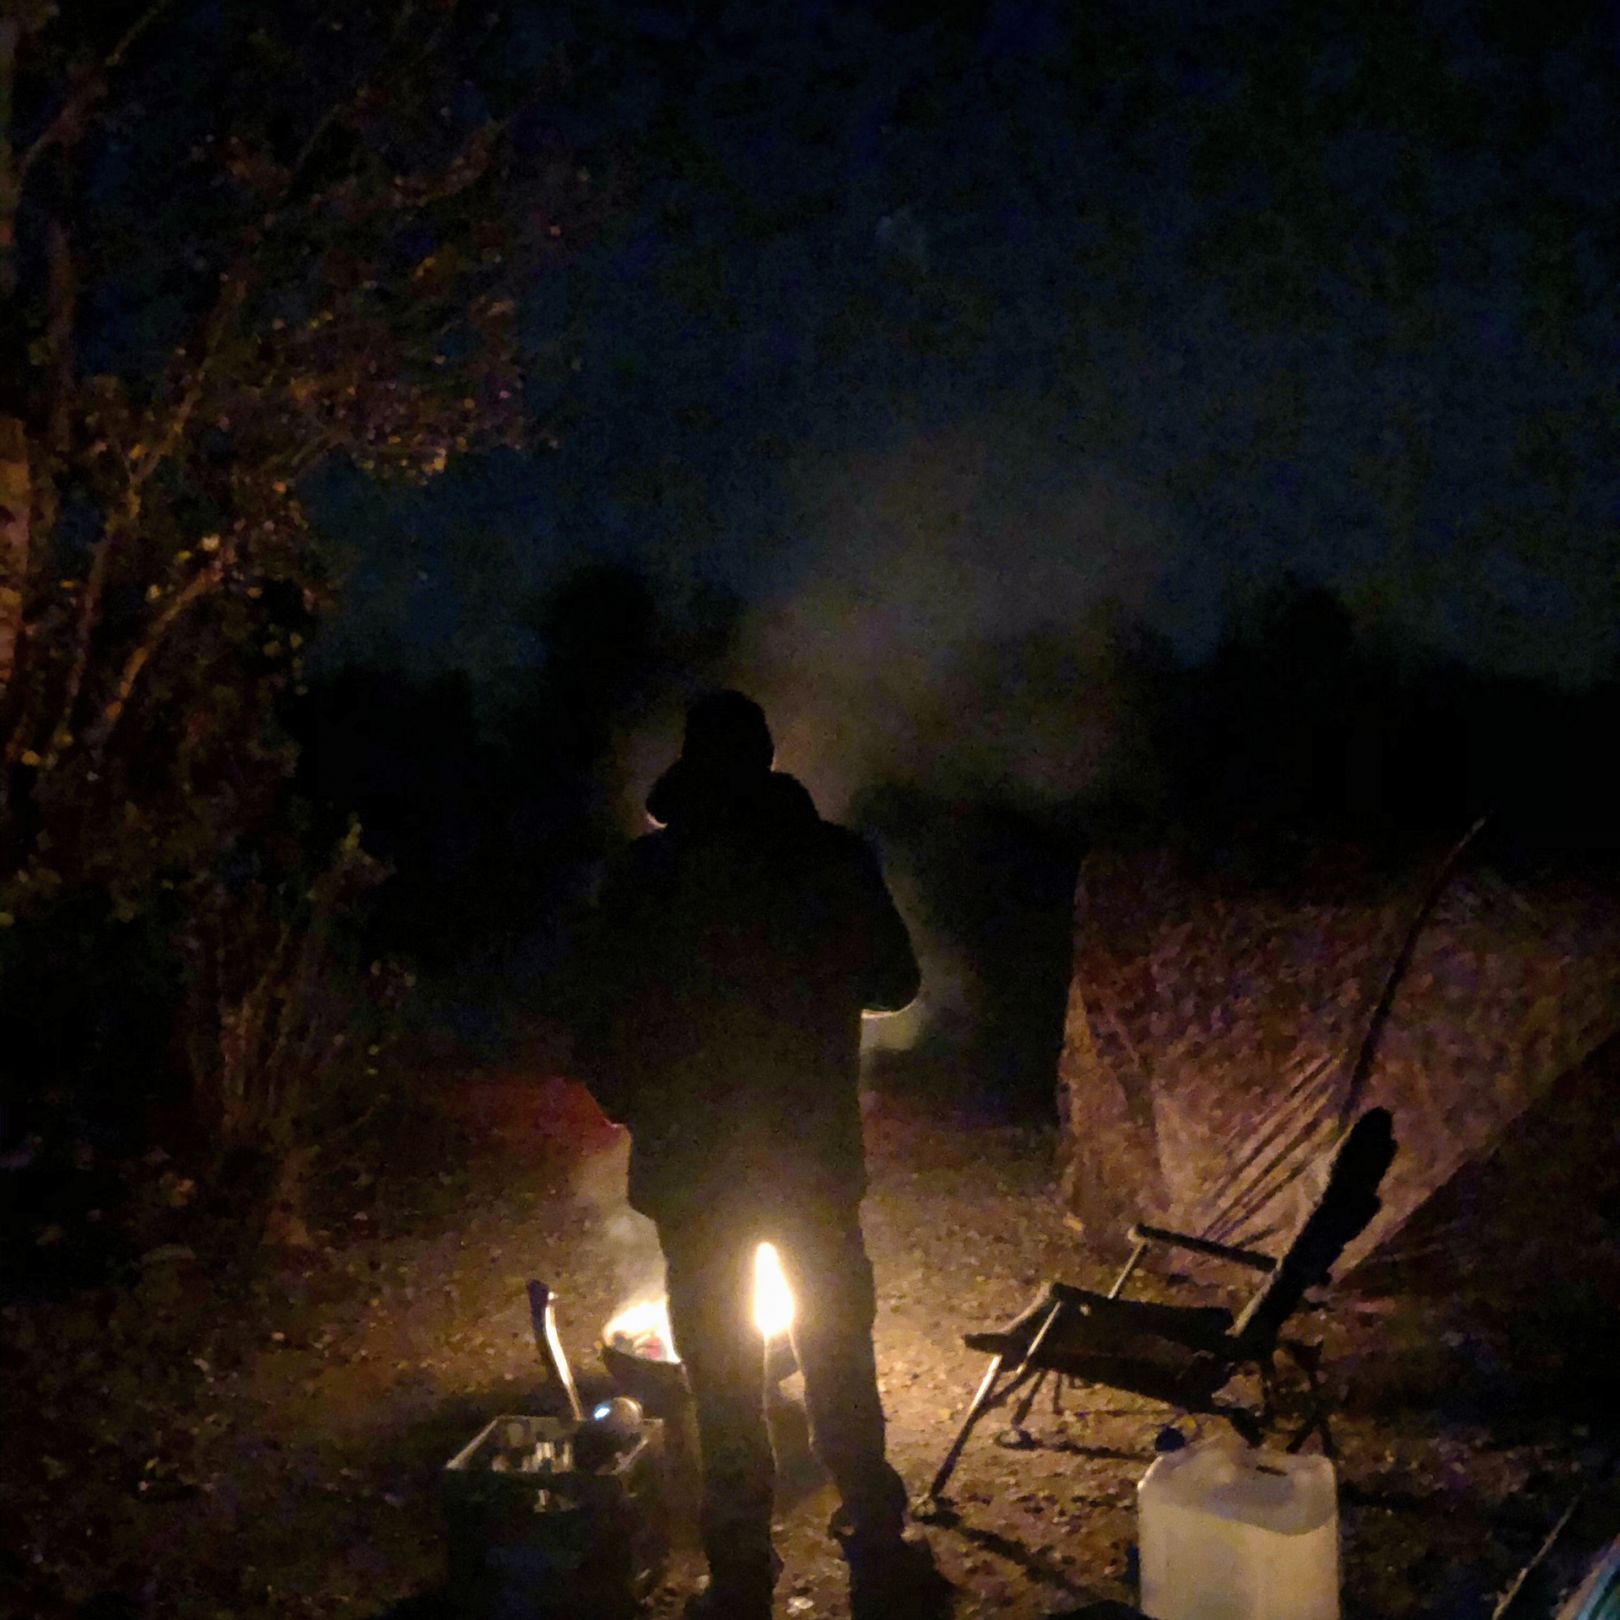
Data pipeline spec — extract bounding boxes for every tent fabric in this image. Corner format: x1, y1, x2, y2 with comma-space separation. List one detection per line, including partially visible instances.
1057, 843, 1620, 1276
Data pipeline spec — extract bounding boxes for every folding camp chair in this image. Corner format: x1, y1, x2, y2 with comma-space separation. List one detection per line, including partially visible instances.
922, 1106, 1396, 1511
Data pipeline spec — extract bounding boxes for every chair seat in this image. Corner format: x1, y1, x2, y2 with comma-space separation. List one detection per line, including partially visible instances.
1042, 1347, 1228, 1408
964, 1291, 1234, 1360
930, 1111, 1396, 1505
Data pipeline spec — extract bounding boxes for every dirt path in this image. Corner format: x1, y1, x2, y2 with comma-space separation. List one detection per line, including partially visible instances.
0, 1078, 1598, 1618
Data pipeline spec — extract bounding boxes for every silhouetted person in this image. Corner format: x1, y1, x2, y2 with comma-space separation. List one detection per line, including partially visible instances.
575, 692, 929, 1619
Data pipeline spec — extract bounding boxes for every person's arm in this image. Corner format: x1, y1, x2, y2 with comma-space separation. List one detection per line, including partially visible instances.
851, 841, 920, 1015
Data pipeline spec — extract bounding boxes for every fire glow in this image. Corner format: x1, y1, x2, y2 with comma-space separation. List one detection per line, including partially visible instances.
606, 1242, 795, 1361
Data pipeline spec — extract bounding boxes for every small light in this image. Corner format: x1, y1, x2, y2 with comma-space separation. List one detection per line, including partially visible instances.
592, 1402, 612, 1421
754, 1243, 794, 1339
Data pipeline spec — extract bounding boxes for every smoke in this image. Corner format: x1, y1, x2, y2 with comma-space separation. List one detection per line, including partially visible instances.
569, 1129, 665, 1304
600, 411, 1176, 1062
603, 408, 1175, 834
731, 411, 1172, 821
743, 415, 1172, 1058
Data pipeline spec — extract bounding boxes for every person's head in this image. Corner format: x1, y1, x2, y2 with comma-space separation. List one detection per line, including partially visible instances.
680, 690, 774, 783
645, 690, 776, 827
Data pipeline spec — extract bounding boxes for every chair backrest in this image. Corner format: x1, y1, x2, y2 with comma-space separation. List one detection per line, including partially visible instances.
1230, 1106, 1397, 1351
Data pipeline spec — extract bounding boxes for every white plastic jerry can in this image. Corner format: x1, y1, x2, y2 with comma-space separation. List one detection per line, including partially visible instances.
1137, 1439, 1339, 1620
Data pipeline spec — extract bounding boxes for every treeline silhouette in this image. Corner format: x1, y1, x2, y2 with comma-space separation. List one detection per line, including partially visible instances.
1154, 582, 1616, 856
298, 573, 1618, 1116
864, 583, 1616, 1117
6, 569, 1613, 1241
295, 563, 744, 992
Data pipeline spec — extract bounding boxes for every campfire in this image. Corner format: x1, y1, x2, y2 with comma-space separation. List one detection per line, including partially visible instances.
605, 1241, 795, 1364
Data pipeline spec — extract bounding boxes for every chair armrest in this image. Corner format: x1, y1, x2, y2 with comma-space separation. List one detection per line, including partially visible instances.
1128, 1222, 1278, 1274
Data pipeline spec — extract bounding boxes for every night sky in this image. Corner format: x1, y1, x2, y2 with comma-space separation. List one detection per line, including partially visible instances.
316, 0, 1619, 808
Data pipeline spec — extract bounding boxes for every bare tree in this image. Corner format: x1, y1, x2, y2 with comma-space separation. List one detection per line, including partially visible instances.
0, 0, 601, 906
0, 1, 609, 1234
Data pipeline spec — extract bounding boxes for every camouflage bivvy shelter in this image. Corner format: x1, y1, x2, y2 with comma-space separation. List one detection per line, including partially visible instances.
1057, 836, 1620, 1299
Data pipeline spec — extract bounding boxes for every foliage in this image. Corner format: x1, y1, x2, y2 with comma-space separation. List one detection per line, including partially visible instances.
0, 2, 607, 1237
176, 824, 411, 1247
291, 563, 746, 979
1, 1, 601, 924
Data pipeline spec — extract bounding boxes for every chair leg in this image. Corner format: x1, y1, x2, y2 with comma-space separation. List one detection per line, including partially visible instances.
1258, 1355, 1279, 1432
1001, 1293, 1071, 1441
922, 1351, 1041, 1506
1282, 1340, 1336, 1458
1003, 1367, 1050, 1441
1214, 1399, 1266, 1448
1287, 1410, 1336, 1457
923, 1297, 1064, 1506
1107, 1238, 1149, 1300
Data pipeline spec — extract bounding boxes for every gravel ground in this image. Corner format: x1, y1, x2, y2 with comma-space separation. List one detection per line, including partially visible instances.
0, 1075, 1606, 1619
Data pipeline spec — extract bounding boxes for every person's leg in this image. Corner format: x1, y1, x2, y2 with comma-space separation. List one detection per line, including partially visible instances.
659, 1218, 778, 1608
776, 1204, 908, 1541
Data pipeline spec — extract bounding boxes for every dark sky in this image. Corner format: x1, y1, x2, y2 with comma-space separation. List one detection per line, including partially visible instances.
316, 0, 1620, 794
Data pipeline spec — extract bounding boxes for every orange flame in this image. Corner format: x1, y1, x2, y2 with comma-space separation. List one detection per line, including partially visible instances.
605, 1242, 795, 1359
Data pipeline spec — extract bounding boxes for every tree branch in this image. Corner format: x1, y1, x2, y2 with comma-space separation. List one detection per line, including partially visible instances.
43, 214, 76, 457
0, 414, 29, 704
42, 271, 245, 757
133, 273, 246, 488
86, 549, 230, 758
1, 16, 21, 298
15, 0, 180, 192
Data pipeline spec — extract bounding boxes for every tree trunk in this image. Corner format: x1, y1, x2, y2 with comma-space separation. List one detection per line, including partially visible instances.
260, 1140, 317, 1251
1, 14, 19, 297
0, 414, 26, 703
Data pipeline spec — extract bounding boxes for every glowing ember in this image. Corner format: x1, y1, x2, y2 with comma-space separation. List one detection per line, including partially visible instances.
605, 1242, 795, 1361
604, 1296, 678, 1362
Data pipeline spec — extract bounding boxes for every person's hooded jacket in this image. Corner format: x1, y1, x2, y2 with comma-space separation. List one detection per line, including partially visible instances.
572, 759, 919, 1225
